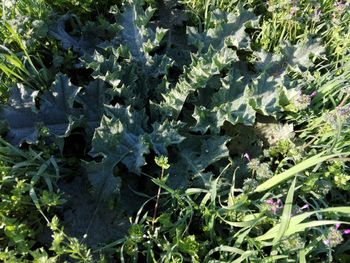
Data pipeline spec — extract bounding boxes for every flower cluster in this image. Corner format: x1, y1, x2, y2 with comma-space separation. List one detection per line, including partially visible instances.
311, 6, 321, 22
263, 198, 283, 215
285, 90, 317, 112
325, 161, 350, 190
290, 5, 299, 16
294, 91, 316, 110
242, 178, 259, 193
323, 224, 350, 248
246, 157, 273, 181
331, 1, 350, 24
264, 123, 295, 146
323, 104, 350, 130
323, 112, 339, 130
155, 155, 170, 170
268, 139, 299, 159
246, 157, 259, 170
281, 234, 305, 253
334, 1, 349, 12
337, 104, 350, 120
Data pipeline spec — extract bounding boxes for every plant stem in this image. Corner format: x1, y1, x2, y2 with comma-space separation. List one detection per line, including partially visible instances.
303, 135, 319, 149
152, 167, 164, 231
338, 94, 350, 107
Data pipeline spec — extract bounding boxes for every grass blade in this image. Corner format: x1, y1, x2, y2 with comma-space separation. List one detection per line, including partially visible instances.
272, 176, 296, 245
256, 206, 350, 241
285, 220, 350, 236
299, 250, 306, 263
254, 152, 348, 192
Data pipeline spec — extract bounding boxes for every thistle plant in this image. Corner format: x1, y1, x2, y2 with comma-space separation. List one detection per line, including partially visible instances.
1, 0, 350, 261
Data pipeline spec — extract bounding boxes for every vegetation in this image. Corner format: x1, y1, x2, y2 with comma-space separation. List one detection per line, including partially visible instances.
1, 0, 350, 262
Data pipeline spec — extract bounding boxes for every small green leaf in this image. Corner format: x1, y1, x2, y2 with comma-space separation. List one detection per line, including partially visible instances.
155, 155, 170, 170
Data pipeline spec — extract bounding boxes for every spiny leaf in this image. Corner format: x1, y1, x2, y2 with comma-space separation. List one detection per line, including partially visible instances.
112, 0, 169, 65
1, 74, 82, 145
168, 135, 229, 188
254, 38, 325, 74
40, 74, 81, 117
248, 73, 281, 116
85, 159, 122, 200
158, 47, 237, 119
50, 14, 110, 55
104, 104, 148, 135
76, 79, 106, 130
179, 135, 229, 176
147, 120, 185, 156
192, 68, 255, 133
83, 46, 129, 87
90, 116, 149, 174
157, 7, 257, 120
188, 8, 259, 52
83, 1, 172, 109
0, 84, 38, 144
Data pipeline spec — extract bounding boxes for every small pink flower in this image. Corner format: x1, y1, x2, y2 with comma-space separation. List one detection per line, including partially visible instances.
266, 199, 275, 205
300, 204, 310, 210
343, 229, 350, 234
333, 223, 350, 234
264, 198, 283, 214
310, 91, 317, 97
243, 153, 251, 162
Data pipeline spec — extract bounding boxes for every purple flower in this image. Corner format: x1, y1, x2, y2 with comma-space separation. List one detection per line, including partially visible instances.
324, 104, 350, 129
243, 153, 251, 162
313, 8, 321, 20
337, 224, 350, 234
296, 204, 310, 214
264, 198, 283, 215
337, 104, 350, 117
334, 1, 345, 10
310, 91, 317, 97
292, 204, 310, 216
265, 199, 275, 205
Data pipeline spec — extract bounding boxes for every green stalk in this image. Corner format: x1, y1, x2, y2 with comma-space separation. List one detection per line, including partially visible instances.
152, 165, 165, 231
